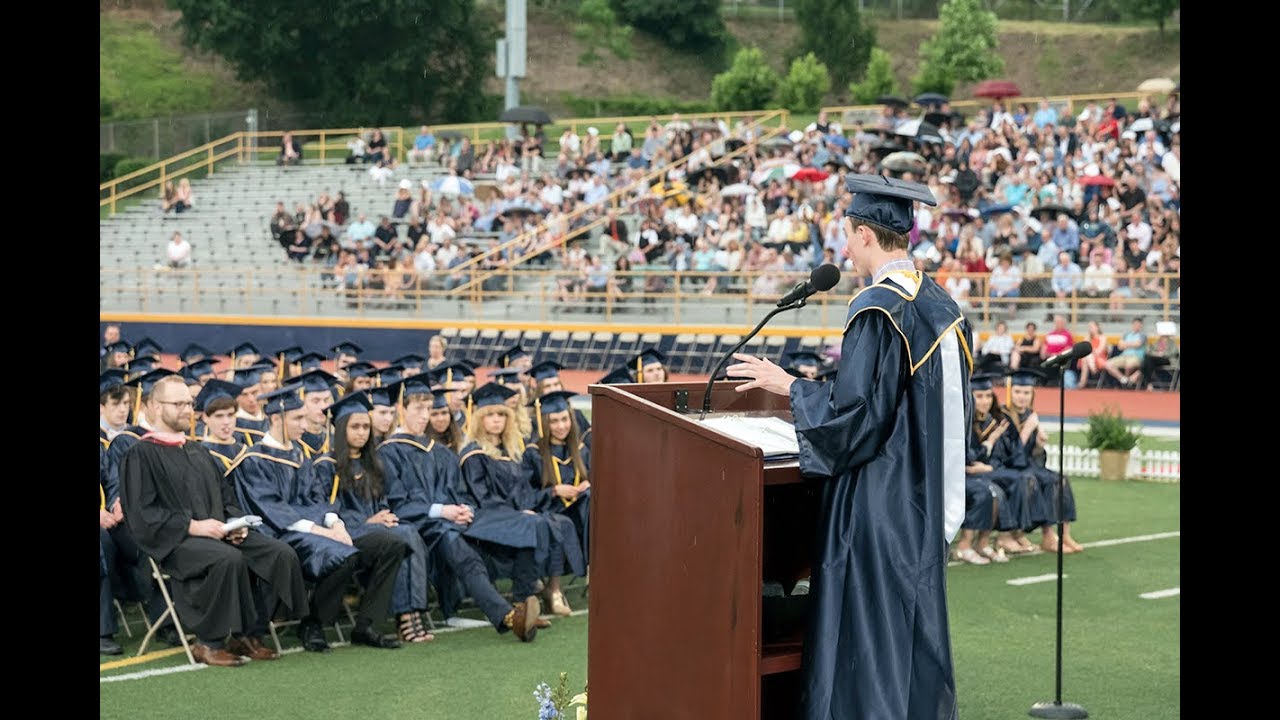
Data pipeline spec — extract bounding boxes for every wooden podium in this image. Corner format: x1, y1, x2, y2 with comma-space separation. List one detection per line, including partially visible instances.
588, 381, 823, 720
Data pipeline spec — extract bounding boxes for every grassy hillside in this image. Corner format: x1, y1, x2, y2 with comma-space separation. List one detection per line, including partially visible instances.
100, 4, 1179, 122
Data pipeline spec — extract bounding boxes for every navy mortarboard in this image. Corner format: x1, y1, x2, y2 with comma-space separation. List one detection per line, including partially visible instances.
387, 374, 435, 404
530, 390, 579, 437
345, 362, 379, 381
124, 356, 161, 378
528, 360, 565, 383
430, 387, 454, 409
296, 351, 328, 372
496, 344, 532, 368
180, 343, 216, 365
332, 341, 364, 361
430, 361, 473, 387
100, 369, 129, 396
260, 385, 306, 416
490, 366, 524, 386
104, 340, 133, 357
194, 379, 247, 414
232, 362, 277, 384
627, 348, 667, 382
374, 365, 405, 387
844, 173, 939, 235
296, 369, 340, 395
133, 337, 164, 360
226, 342, 262, 364
596, 366, 634, 385
367, 385, 397, 408
392, 353, 427, 372
1007, 367, 1047, 387
784, 351, 824, 379
469, 383, 518, 408
273, 346, 305, 365
327, 391, 373, 422
181, 358, 219, 384
969, 372, 1001, 391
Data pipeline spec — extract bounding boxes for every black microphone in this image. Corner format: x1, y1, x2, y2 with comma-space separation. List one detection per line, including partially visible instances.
700, 264, 841, 419
1041, 341, 1093, 370
776, 263, 841, 307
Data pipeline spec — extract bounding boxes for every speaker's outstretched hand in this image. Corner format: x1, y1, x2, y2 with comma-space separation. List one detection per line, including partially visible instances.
727, 353, 796, 396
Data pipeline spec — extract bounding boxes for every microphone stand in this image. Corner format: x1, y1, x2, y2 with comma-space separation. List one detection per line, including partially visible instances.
699, 298, 807, 419
1028, 367, 1088, 719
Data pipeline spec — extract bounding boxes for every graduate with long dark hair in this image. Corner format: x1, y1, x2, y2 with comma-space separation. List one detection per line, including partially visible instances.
424, 387, 467, 453
523, 391, 592, 566
972, 376, 1039, 556
312, 393, 435, 644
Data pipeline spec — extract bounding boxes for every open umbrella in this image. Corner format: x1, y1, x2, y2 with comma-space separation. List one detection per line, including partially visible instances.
877, 95, 909, 108
973, 80, 1022, 100
1137, 77, 1177, 94
867, 139, 905, 156
895, 120, 944, 145
880, 151, 927, 174
687, 165, 729, 185
499, 105, 553, 125
914, 93, 949, 108
719, 183, 758, 197
566, 166, 596, 180
1128, 117, 1154, 133
1029, 203, 1077, 221
1079, 175, 1115, 187
979, 203, 1016, 218
430, 175, 475, 195
435, 129, 466, 140
790, 167, 830, 182
497, 205, 541, 221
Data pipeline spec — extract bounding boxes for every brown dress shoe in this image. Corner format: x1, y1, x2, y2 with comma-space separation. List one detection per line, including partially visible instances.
505, 595, 541, 642
192, 643, 247, 667
227, 635, 280, 661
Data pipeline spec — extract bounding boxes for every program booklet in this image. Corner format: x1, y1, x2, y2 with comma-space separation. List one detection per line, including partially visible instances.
699, 415, 800, 459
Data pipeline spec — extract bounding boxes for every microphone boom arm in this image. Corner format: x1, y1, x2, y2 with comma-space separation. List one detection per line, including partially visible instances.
699, 298, 807, 420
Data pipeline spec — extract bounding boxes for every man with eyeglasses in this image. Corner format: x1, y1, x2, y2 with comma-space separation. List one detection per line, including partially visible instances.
120, 375, 308, 667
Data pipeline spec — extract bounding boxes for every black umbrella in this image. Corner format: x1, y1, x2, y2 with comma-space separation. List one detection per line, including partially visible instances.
1030, 204, 1078, 221
914, 93, 949, 108
877, 95, 909, 109
687, 166, 729, 185
566, 166, 596, 180
499, 105, 553, 125
867, 140, 905, 156
924, 112, 954, 128
498, 205, 542, 220
435, 129, 465, 140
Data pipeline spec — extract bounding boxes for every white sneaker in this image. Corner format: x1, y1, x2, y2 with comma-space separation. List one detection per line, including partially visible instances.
445, 616, 490, 629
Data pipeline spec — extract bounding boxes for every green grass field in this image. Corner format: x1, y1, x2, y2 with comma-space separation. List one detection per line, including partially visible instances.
102, 477, 1178, 719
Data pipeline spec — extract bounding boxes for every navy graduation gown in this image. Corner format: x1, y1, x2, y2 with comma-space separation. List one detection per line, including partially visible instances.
313, 453, 430, 615
103, 426, 147, 509
377, 432, 464, 551
522, 442, 592, 563
299, 427, 332, 456
970, 414, 1035, 532
456, 443, 560, 571
200, 438, 246, 473
1003, 407, 1077, 525
226, 442, 358, 580
788, 272, 967, 720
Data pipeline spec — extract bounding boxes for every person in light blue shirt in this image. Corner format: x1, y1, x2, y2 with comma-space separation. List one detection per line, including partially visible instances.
1050, 251, 1083, 298
1104, 317, 1148, 387
583, 176, 609, 206
347, 213, 376, 244
1003, 176, 1031, 206
1049, 213, 1080, 258
408, 125, 436, 164
1032, 100, 1058, 129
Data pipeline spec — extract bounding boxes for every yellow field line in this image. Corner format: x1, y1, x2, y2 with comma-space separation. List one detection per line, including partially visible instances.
100, 646, 188, 672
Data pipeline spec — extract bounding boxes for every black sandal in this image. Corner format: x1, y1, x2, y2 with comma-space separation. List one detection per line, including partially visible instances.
398, 613, 434, 643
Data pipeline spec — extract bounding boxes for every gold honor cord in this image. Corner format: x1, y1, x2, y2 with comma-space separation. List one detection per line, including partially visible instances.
553, 454, 581, 508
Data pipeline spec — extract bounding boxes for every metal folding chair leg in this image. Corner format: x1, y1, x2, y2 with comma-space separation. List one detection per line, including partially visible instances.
139, 557, 196, 665
114, 599, 133, 639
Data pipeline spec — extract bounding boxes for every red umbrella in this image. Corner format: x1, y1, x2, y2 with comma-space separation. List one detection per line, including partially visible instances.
1079, 175, 1116, 187
973, 80, 1023, 99
790, 167, 830, 182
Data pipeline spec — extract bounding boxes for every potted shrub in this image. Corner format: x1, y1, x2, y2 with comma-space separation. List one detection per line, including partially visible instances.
1084, 406, 1142, 481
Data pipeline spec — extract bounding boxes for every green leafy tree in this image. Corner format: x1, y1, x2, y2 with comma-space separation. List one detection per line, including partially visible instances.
574, 0, 633, 66
793, 0, 875, 86
776, 53, 831, 114
1112, 0, 1180, 35
609, 0, 726, 53
169, 0, 496, 125
848, 47, 899, 105
711, 46, 780, 111
913, 0, 1002, 95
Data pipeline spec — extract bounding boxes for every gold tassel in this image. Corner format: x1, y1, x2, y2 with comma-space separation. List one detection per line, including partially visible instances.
100, 483, 107, 511
535, 398, 543, 438
396, 384, 405, 430
1005, 376, 1012, 408
133, 386, 142, 422
329, 472, 340, 504
636, 356, 643, 383
277, 353, 285, 382
465, 396, 473, 429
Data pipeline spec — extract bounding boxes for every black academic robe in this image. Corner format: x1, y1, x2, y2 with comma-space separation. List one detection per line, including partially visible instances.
100, 432, 112, 510
970, 413, 1035, 532
200, 438, 246, 473
312, 453, 430, 615
1001, 406, 1077, 525
226, 441, 359, 581
119, 438, 307, 640
522, 442, 592, 563
788, 272, 966, 720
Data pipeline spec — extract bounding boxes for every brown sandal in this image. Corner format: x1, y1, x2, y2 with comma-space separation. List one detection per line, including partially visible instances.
398, 613, 434, 643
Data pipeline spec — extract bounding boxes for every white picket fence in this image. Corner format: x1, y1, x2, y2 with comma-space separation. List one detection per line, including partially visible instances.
1045, 446, 1181, 482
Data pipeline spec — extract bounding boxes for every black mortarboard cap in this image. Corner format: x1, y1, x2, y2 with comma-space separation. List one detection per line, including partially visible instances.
597, 366, 634, 385
181, 358, 218, 382
629, 348, 667, 368
273, 346, 305, 364
496, 344, 531, 367
367, 385, 397, 408
194, 379, 246, 413
123, 368, 177, 395
327, 391, 373, 422
296, 369, 339, 395
374, 365, 404, 387
331, 341, 363, 359
180, 343, 215, 364
389, 375, 435, 404
392, 353, 427, 370
100, 369, 128, 396
1007, 368, 1048, 387
260, 385, 306, 415
528, 360, 565, 382
489, 366, 525, 386
233, 362, 277, 384
470, 382, 518, 408
531, 390, 577, 416
969, 372, 1001, 391
784, 351, 824, 370
430, 387, 453, 410
133, 337, 164, 359
296, 352, 327, 372
226, 342, 262, 359
844, 173, 938, 234
124, 356, 161, 377
104, 340, 133, 357
430, 361, 474, 387
344, 361, 379, 380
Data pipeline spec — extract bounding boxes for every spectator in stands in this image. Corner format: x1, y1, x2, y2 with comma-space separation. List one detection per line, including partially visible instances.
1137, 325, 1178, 390
988, 251, 1022, 312
559, 127, 581, 160
1050, 251, 1082, 301
332, 191, 350, 226
408, 125, 436, 165
942, 257, 972, 310
412, 242, 437, 286
347, 213, 376, 249
978, 320, 1014, 371
1125, 209, 1153, 250
372, 216, 400, 257
311, 225, 340, 266
1010, 321, 1043, 372
1076, 321, 1110, 388
366, 129, 389, 165
166, 231, 192, 269
279, 131, 302, 166
1042, 313, 1075, 365
1080, 249, 1114, 300
160, 180, 178, 213
287, 227, 313, 263
610, 122, 633, 160
270, 201, 297, 249
1104, 317, 1148, 387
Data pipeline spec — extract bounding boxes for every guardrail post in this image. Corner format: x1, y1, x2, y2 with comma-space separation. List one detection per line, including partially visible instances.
320, 131, 326, 164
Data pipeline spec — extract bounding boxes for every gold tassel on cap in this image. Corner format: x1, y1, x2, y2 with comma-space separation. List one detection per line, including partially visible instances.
636, 356, 643, 383
535, 398, 543, 437
329, 472, 340, 504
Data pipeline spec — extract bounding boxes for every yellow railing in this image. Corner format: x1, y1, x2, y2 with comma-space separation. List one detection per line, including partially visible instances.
99, 267, 1181, 329
99, 134, 249, 215
450, 114, 791, 299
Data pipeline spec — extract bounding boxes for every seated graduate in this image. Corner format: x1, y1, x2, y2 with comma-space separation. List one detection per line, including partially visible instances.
123, 355, 161, 382
527, 360, 592, 448
313, 392, 435, 644
100, 370, 167, 655
224, 341, 264, 379
294, 351, 329, 376
230, 363, 275, 441
597, 365, 636, 385
1001, 369, 1084, 554
496, 343, 534, 374
373, 364, 405, 390
195, 379, 252, 470
293, 370, 339, 456
971, 374, 1038, 556
227, 384, 408, 651
269, 346, 305, 382
342, 361, 379, 395
366, 385, 400, 447
460, 384, 584, 618
953, 373, 1011, 566
392, 353, 428, 378
181, 357, 220, 397
628, 347, 669, 383
121, 374, 308, 667
522, 390, 592, 567
330, 341, 365, 386
376, 375, 542, 641
429, 361, 476, 427
424, 386, 468, 455
782, 351, 825, 380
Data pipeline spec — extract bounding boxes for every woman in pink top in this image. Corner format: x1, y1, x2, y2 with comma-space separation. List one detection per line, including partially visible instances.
1076, 321, 1110, 388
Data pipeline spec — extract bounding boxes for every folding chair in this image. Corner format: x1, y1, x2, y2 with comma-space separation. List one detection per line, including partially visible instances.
712, 334, 742, 366
562, 331, 593, 369
113, 599, 134, 639
584, 331, 615, 370
521, 329, 544, 357
667, 333, 697, 373
609, 332, 641, 367
541, 330, 570, 363
797, 335, 823, 355
499, 329, 524, 358
764, 335, 789, 363
454, 328, 479, 358
741, 335, 766, 358
138, 557, 197, 665
687, 333, 719, 374
474, 328, 501, 364
438, 327, 460, 357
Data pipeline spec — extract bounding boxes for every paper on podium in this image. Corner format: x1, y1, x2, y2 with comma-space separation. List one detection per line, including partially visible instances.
221, 515, 264, 534
699, 415, 800, 459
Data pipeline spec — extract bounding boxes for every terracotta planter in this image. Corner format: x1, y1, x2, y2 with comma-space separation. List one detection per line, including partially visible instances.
1098, 449, 1130, 481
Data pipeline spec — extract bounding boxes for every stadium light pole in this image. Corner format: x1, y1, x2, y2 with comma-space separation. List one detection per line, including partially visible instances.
1028, 371, 1088, 719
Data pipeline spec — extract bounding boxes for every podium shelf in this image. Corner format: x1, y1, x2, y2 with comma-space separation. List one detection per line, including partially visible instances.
760, 644, 803, 675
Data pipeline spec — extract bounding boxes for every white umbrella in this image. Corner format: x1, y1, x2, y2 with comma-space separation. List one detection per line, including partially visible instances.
1136, 78, 1176, 94
1129, 117, 1154, 133
430, 175, 475, 195
720, 183, 758, 197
